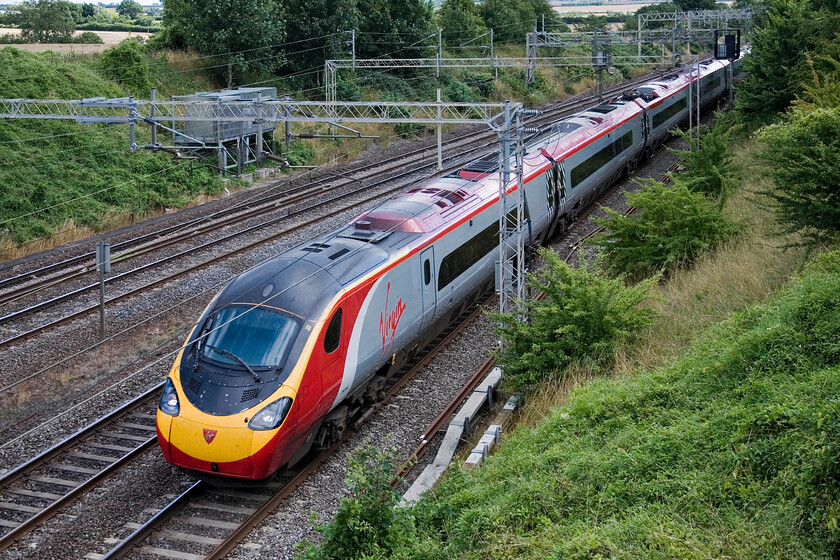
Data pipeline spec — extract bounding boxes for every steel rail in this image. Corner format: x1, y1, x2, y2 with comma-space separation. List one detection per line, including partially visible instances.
0, 383, 164, 552
98, 481, 206, 560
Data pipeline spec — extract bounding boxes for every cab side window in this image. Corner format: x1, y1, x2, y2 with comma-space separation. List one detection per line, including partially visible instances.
324, 308, 342, 353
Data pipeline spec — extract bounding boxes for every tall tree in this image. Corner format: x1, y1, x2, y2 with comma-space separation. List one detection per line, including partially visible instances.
81, 2, 96, 18
736, 0, 840, 122
8, 0, 75, 43
527, 0, 557, 29
117, 0, 144, 19
624, 2, 680, 31
673, 0, 714, 11
759, 106, 840, 246
283, 0, 358, 81
478, 0, 536, 43
355, 0, 435, 59
437, 0, 486, 48
162, 0, 286, 86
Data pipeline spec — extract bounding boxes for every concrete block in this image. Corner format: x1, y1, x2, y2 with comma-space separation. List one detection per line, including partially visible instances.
485, 424, 501, 443
475, 433, 495, 455
476, 367, 503, 394
239, 173, 254, 183
462, 451, 485, 470
402, 366, 504, 504
503, 392, 522, 411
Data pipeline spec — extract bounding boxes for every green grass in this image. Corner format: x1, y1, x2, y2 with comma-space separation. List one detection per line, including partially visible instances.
0, 47, 224, 256
398, 249, 840, 560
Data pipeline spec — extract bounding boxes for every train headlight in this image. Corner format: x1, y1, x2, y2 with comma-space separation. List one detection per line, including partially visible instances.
159, 378, 180, 417
248, 397, 293, 431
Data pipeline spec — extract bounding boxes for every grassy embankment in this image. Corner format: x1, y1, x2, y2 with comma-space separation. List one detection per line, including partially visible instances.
383, 137, 840, 557
0, 47, 225, 258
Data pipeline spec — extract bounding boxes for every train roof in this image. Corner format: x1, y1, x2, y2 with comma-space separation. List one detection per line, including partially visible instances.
530, 99, 642, 164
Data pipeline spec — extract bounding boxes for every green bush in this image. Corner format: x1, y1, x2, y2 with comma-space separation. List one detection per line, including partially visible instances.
0, 34, 28, 44
490, 247, 658, 390
98, 38, 151, 94
75, 31, 104, 44
335, 75, 362, 102
281, 139, 315, 167
77, 22, 160, 32
298, 444, 406, 560
443, 80, 474, 102
588, 179, 740, 280
461, 71, 496, 97
668, 114, 740, 204
758, 105, 840, 246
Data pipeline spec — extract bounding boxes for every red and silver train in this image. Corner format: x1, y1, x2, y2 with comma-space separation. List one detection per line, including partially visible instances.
157, 57, 742, 480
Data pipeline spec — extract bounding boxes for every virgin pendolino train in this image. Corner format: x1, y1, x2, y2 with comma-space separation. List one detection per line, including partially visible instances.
157, 56, 744, 480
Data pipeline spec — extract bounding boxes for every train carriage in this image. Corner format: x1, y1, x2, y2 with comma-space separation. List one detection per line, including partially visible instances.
157, 54, 744, 480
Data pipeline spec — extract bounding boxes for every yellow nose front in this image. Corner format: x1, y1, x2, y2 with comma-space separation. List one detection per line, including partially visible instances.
169, 415, 254, 463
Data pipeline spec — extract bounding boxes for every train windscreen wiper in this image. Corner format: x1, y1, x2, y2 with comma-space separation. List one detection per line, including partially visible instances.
204, 344, 262, 383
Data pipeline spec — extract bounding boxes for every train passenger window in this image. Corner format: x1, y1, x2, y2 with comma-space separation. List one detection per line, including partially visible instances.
570, 131, 634, 188
324, 309, 342, 353
652, 97, 687, 129
424, 259, 431, 285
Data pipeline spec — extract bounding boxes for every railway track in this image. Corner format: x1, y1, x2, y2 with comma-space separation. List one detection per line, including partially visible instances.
0, 384, 162, 552
0, 67, 676, 351
0, 290, 491, 558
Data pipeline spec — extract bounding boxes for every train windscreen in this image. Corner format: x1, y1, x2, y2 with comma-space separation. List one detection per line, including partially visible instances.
199, 305, 301, 371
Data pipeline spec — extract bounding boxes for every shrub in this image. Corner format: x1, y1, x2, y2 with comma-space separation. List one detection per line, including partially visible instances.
98, 38, 151, 94
75, 31, 103, 44
0, 34, 28, 44
588, 179, 740, 280
758, 105, 840, 246
461, 71, 496, 97
281, 139, 314, 167
668, 114, 740, 204
491, 247, 658, 390
335, 75, 362, 102
443, 80, 474, 102
298, 444, 405, 560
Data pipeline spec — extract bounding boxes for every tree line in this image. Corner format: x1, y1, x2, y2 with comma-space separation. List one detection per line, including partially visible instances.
156, 0, 558, 85
1, 0, 156, 43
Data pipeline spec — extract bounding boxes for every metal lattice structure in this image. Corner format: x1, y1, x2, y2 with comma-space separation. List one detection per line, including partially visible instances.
638, 8, 753, 29
0, 96, 528, 316
636, 8, 753, 60
528, 9, 753, 66
324, 56, 664, 101
0, 98, 519, 127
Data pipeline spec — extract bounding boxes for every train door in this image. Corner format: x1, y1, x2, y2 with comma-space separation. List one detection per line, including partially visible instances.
557, 160, 567, 215
547, 163, 566, 216
419, 248, 436, 330
315, 307, 344, 418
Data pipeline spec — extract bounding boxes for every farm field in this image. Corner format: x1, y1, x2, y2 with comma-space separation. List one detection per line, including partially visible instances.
0, 27, 151, 53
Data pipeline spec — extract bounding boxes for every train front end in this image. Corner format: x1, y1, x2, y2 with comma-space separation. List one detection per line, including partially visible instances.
155, 257, 339, 480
